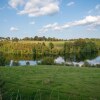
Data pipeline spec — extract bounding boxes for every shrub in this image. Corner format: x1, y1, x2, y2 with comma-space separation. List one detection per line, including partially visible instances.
65, 62, 74, 66
0, 52, 6, 66
96, 64, 100, 68
49, 42, 54, 49
41, 57, 54, 65
12, 61, 20, 66
83, 61, 91, 67
26, 61, 30, 65
75, 64, 79, 67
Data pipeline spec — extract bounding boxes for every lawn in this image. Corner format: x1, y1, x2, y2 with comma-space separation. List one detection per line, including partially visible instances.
0, 65, 100, 100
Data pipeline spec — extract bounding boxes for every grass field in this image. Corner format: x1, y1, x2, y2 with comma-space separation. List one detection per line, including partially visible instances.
0, 65, 100, 100
18, 40, 100, 49
16, 40, 66, 48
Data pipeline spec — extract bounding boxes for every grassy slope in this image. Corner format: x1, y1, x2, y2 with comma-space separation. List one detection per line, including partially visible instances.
0, 65, 100, 100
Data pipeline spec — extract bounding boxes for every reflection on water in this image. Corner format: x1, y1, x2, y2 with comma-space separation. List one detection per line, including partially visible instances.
10, 60, 41, 66
87, 56, 100, 65
3, 52, 100, 66
5, 54, 33, 61
64, 52, 98, 62
9, 56, 100, 66
55, 56, 100, 66
19, 60, 37, 66
54, 56, 65, 64
5, 52, 98, 61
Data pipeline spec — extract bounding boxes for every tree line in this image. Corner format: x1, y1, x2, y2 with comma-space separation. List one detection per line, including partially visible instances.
0, 36, 64, 42
0, 36, 100, 42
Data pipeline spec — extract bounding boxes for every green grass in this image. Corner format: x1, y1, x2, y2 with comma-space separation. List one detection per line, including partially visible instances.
0, 65, 100, 100
18, 40, 65, 48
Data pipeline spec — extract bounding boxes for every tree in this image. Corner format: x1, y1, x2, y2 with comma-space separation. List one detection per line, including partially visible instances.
41, 57, 54, 65
63, 42, 67, 61
6, 37, 10, 41
42, 36, 46, 41
49, 42, 54, 49
33, 47, 37, 60
12, 37, 19, 42
42, 42, 46, 46
0, 52, 6, 66
34, 36, 39, 41
73, 39, 98, 61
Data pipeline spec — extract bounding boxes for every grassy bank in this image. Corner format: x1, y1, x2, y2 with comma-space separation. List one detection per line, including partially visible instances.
0, 65, 100, 100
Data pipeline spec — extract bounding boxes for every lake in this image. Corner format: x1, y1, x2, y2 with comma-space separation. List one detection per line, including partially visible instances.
2, 52, 100, 66
9, 56, 100, 66
55, 56, 100, 66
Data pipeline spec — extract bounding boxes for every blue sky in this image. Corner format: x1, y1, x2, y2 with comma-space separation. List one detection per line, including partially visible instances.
0, 0, 100, 39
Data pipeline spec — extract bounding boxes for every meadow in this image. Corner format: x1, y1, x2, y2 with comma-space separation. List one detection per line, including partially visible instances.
7, 39, 100, 49
0, 65, 100, 100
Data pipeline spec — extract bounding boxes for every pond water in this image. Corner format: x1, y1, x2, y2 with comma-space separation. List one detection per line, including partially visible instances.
19, 60, 37, 66
87, 56, 100, 65
10, 60, 41, 66
2, 52, 100, 66
9, 56, 100, 66
55, 56, 100, 66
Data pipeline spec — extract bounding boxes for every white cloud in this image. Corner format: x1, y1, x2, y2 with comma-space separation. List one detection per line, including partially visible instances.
44, 22, 58, 29
40, 22, 62, 32
9, 0, 60, 17
10, 27, 19, 32
29, 21, 35, 25
69, 16, 99, 26
9, 0, 25, 8
67, 1, 75, 6
40, 16, 100, 32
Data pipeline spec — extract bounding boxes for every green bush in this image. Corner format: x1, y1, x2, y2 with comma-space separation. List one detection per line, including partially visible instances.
82, 61, 100, 68
0, 52, 6, 66
12, 61, 20, 66
41, 57, 54, 65
96, 64, 100, 68
82, 61, 91, 67
26, 61, 30, 65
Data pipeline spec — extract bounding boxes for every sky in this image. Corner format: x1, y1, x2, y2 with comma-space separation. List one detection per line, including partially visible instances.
0, 0, 100, 39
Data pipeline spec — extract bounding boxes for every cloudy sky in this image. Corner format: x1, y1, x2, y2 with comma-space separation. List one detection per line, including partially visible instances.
0, 0, 100, 39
